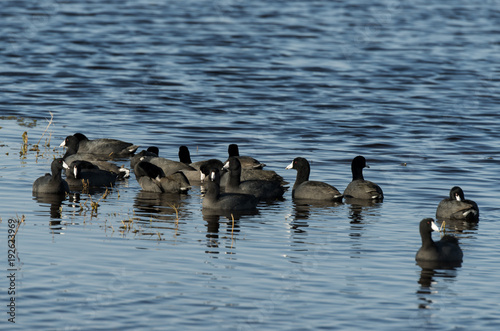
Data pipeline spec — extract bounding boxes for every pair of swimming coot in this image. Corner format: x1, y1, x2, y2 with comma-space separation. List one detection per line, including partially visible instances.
31, 158, 126, 195
285, 155, 383, 201
415, 186, 479, 266
198, 156, 285, 213
57, 134, 131, 190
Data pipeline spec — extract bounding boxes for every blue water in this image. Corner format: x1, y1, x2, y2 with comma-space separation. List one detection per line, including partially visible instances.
1, 0, 500, 330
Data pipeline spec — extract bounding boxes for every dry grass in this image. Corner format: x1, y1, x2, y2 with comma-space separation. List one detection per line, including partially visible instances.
29, 111, 54, 158
10, 215, 26, 242
35, 111, 54, 149
20, 131, 28, 157
167, 203, 180, 238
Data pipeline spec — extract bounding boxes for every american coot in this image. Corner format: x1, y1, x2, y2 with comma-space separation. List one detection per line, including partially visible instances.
228, 144, 266, 169
238, 168, 287, 186
178, 145, 224, 171
285, 157, 342, 201
178, 145, 193, 164
33, 158, 70, 195
178, 145, 282, 187
66, 160, 119, 188
60, 135, 130, 177
226, 144, 286, 185
139, 150, 196, 177
72, 133, 139, 158
176, 145, 219, 184
436, 186, 479, 222
416, 218, 463, 263
223, 157, 285, 200
130, 147, 159, 170
343, 156, 383, 201
134, 161, 190, 193
200, 166, 258, 212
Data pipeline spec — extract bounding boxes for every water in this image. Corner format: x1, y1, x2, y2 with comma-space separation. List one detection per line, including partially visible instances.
1, 0, 500, 329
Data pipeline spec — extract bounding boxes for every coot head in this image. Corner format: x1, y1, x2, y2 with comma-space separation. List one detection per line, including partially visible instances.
449, 186, 465, 201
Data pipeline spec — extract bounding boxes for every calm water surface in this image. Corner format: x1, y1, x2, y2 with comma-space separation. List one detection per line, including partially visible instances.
1, 0, 500, 330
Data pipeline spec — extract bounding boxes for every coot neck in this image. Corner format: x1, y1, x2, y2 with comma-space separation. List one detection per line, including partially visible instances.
178, 147, 192, 164
294, 162, 310, 189
203, 180, 220, 201
51, 162, 63, 180
420, 227, 436, 250
63, 138, 79, 159
351, 164, 364, 181
227, 164, 242, 188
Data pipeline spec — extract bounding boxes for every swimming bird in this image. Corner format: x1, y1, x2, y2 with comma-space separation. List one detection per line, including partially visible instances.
60, 135, 130, 177
130, 147, 160, 170
343, 155, 383, 200
71, 133, 139, 158
415, 218, 463, 263
436, 186, 479, 222
66, 160, 120, 188
228, 143, 266, 169
33, 158, 70, 195
138, 148, 196, 178
224, 156, 285, 200
225, 144, 286, 185
177, 145, 222, 184
200, 166, 258, 212
178, 145, 223, 171
134, 160, 190, 193
285, 157, 342, 201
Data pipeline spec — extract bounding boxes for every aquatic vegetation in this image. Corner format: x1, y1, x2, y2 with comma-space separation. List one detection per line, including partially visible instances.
20, 131, 28, 157
8, 215, 25, 243
0, 116, 37, 128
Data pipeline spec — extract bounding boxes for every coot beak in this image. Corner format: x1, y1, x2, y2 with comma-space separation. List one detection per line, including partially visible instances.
431, 220, 441, 232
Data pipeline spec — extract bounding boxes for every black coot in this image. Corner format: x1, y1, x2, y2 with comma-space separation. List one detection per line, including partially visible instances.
343, 156, 383, 201
200, 166, 258, 211
436, 186, 479, 222
134, 161, 190, 193
224, 157, 285, 200
415, 218, 463, 263
285, 157, 342, 201
33, 158, 70, 194
72, 133, 139, 158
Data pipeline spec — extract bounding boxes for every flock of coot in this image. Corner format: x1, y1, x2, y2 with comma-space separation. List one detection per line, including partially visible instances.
33, 133, 479, 267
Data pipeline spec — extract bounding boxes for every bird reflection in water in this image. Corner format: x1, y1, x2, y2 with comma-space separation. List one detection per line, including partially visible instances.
33, 193, 69, 234
291, 199, 343, 221
346, 197, 381, 226
33, 193, 66, 219
415, 261, 461, 310
346, 200, 382, 259
133, 190, 190, 237
288, 199, 343, 238
202, 211, 250, 255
